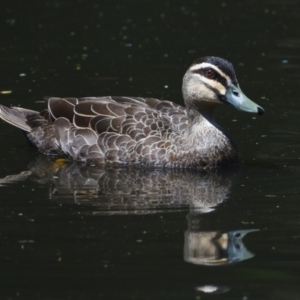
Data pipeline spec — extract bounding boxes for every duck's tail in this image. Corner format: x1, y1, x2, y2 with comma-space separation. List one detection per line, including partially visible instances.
0, 105, 39, 132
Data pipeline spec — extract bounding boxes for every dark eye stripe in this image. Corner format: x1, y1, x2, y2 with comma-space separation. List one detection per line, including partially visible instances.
201, 81, 222, 97
192, 67, 227, 88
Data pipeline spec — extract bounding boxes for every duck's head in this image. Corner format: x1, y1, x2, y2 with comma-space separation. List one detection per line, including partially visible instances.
182, 56, 264, 116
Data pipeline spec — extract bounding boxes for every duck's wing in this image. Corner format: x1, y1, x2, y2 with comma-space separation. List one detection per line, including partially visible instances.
47, 96, 188, 134
46, 96, 188, 165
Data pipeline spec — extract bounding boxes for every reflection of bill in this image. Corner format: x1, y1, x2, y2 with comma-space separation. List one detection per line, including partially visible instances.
184, 226, 258, 266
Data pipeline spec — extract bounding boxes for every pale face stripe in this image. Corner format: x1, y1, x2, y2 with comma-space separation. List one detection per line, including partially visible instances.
199, 75, 227, 95
190, 62, 232, 83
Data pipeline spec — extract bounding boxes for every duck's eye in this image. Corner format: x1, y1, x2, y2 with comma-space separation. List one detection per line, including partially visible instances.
206, 69, 215, 78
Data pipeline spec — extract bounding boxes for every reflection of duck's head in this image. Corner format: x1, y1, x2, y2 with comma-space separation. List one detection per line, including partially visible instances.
184, 229, 258, 266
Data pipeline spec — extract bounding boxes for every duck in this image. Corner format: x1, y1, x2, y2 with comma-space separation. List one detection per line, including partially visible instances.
0, 56, 264, 169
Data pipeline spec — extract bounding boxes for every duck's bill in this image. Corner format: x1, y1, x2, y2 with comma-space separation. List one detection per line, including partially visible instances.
222, 83, 264, 115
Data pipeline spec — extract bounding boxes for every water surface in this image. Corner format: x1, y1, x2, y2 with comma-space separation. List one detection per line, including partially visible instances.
0, 1, 300, 299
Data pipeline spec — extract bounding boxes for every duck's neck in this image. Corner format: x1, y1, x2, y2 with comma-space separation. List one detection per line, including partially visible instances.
185, 102, 228, 143
171, 102, 239, 169
186, 102, 218, 129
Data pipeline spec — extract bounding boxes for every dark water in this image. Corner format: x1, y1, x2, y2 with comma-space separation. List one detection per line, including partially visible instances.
0, 1, 300, 299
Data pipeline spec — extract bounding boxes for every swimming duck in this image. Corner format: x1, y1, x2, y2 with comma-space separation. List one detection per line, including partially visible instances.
0, 56, 264, 169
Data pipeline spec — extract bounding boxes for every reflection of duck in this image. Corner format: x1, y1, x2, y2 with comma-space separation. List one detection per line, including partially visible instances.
184, 213, 258, 266
184, 229, 257, 266
0, 157, 235, 212
0, 57, 263, 169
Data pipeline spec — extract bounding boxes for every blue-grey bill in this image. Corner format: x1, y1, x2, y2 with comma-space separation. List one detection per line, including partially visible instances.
224, 83, 264, 115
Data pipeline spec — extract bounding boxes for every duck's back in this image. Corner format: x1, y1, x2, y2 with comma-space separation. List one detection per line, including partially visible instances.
17, 97, 189, 167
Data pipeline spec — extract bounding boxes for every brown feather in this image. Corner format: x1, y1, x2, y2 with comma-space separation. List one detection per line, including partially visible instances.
73, 114, 92, 128
64, 98, 78, 106
53, 118, 71, 142
124, 106, 145, 116
75, 128, 98, 145
91, 102, 117, 116
106, 103, 127, 116
111, 116, 126, 131
95, 118, 113, 134
115, 135, 132, 148
145, 98, 160, 108
75, 101, 97, 116
134, 111, 147, 122
48, 98, 74, 122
